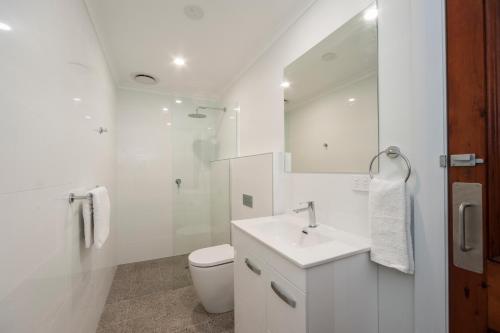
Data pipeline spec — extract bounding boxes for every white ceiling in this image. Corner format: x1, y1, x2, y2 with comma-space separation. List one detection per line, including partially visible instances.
85, 0, 316, 100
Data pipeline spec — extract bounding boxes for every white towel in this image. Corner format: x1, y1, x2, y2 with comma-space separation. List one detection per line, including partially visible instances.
82, 197, 93, 248
369, 178, 414, 274
89, 186, 111, 249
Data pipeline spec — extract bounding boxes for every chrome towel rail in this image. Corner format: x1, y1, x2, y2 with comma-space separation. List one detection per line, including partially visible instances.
368, 146, 412, 182
68, 193, 92, 204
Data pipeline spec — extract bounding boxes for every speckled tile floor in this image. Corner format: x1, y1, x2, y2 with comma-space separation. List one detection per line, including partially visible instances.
97, 255, 234, 333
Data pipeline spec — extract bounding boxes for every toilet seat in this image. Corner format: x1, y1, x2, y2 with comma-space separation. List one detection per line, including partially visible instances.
189, 244, 234, 268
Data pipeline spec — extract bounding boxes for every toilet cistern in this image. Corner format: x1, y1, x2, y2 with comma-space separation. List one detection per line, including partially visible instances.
293, 201, 317, 228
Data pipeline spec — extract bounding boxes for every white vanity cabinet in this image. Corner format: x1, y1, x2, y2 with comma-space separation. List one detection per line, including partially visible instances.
234, 249, 267, 333
234, 247, 306, 333
265, 266, 307, 333
232, 217, 378, 333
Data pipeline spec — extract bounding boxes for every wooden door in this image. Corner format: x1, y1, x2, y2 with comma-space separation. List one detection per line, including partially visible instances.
447, 0, 500, 332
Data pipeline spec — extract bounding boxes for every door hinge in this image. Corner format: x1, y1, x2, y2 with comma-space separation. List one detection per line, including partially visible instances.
440, 155, 448, 168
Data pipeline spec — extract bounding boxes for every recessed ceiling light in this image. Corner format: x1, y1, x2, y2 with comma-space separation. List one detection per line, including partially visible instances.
175, 99, 183, 104
207, 127, 212, 130
0, 22, 12, 31
281, 81, 291, 88
363, 6, 378, 21
173, 57, 186, 66
348, 98, 356, 102
162, 107, 169, 112
166, 122, 172, 126
84, 115, 92, 120
73, 97, 82, 102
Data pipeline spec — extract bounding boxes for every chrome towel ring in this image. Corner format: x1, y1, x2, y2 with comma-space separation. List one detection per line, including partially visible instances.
369, 146, 412, 182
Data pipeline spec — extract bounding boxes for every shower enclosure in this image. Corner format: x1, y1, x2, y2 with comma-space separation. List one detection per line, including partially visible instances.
170, 99, 238, 255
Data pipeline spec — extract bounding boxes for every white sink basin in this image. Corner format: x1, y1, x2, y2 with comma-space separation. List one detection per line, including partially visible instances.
231, 214, 371, 268
252, 220, 333, 248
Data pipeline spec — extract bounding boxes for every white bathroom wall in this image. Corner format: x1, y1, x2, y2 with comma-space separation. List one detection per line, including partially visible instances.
222, 0, 447, 332
115, 88, 174, 264
0, 0, 117, 332
230, 154, 274, 220
215, 106, 239, 160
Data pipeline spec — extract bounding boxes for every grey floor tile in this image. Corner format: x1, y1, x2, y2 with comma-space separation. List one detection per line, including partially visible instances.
123, 316, 163, 333
128, 292, 167, 320
172, 269, 192, 290
170, 287, 199, 310
96, 321, 130, 333
208, 312, 234, 332
99, 300, 130, 327
161, 307, 210, 332
114, 264, 136, 281
171, 321, 216, 333
107, 278, 133, 304
99, 255, 232, 333
131, 278, 171, 298
134, 261, 162, 281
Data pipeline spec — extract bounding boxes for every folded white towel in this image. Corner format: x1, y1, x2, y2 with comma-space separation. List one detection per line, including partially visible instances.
82, 196, 93, 248
89, 186, 111, 249
369, 178, 414, 274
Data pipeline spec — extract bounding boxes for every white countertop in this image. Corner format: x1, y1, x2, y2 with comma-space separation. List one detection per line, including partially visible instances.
231, 214, 371, 268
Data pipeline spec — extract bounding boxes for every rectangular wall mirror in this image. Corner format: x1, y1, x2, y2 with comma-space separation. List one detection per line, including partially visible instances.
284, 3, 379, 174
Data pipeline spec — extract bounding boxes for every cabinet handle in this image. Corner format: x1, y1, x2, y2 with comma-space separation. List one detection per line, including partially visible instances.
270, 281, 296, 308
245, 258, 261, 275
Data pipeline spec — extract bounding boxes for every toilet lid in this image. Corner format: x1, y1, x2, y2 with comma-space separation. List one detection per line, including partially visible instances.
189, 244, 234, 268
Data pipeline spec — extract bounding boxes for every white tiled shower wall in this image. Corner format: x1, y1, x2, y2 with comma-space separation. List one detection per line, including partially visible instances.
115, 88, 174, 264
0, 0, 117, 332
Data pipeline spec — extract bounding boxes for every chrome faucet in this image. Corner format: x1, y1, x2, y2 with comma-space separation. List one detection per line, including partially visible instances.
293, 201, 317, 228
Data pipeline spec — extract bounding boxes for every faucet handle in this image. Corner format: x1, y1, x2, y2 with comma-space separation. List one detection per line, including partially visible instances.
299, 201, 314, 207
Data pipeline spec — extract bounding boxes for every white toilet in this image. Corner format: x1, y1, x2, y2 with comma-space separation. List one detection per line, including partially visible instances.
188, 244, 234, 313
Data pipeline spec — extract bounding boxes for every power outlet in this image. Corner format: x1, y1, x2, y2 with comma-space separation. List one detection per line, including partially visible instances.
352, 175, 371, 192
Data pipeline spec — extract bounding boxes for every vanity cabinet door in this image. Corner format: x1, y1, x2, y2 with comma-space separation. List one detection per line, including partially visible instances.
234, 249, 266, 333
266, 268, 306, 333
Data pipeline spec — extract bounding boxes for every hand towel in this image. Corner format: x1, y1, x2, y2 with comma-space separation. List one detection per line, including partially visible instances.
89, 186, 111, 249
369, 178, 414, 274
82, 195, 93, 248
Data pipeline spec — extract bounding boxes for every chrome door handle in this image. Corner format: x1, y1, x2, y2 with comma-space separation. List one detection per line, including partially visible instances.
459, 202, 473, 252
270, 281, 296, 308
245, 258, 261, 275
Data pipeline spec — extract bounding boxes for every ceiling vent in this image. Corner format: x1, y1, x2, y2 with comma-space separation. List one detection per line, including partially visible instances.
184, 5, 204, 20
132, 73, 158, 85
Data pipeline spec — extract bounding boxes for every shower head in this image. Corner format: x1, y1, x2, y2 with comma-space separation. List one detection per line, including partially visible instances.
188, 112, 207, 118
188, 106, 225, 119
